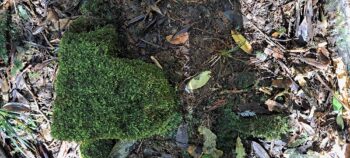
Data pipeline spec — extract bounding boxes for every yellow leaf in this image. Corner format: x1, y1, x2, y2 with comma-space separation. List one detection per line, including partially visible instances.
271, 32, 280, 38
231, 30, 253, 54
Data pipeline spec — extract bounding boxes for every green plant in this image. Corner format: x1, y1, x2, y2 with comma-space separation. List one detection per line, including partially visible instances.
51, 23, 181, 141
0, 109, 36, 157
80, 140, 115, 158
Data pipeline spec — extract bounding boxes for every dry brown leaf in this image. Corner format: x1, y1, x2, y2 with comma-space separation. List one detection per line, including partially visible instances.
264, 47, 284, 59
333, 57, 350, 109
317, 47, 331, 66
272, 47, 284, 59
166, 32, 189, 45
187, 145, 201, 158
272, 78, 292, 89
0, 78, 9, 102
2, 102, 31, 113
46, 8, 59, 22
265, 99, 285, 112
299, 57, 329, 70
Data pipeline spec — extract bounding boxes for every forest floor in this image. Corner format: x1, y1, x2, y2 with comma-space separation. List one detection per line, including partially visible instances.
0, 0, 350, 157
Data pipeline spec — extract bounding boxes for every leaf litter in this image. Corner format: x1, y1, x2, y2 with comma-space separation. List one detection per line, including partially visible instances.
1, 0, 350, 157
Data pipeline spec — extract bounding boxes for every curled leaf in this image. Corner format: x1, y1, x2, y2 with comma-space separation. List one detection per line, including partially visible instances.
231, 30, 253, 54
186, 71, 211, 92
166, 32, 189, 45
2, 102, 31, 113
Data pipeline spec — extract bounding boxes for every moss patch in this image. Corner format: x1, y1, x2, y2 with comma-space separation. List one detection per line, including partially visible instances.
0, 11, 8, 64
52, 22, 181, 141
215, 108, 289, 152
80, 140, 115, 158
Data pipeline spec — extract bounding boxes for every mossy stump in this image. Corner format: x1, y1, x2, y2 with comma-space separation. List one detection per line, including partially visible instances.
51, 22, 181, 141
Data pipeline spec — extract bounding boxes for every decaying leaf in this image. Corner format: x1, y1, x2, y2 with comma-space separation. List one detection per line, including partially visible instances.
251, 141, 270, 158
176, 123, 189, 149
186, 71, 211, 92
198, 126, 223, 158
187, 145, 202, 158
265, 99, 285, 112
272, 79, 292, 89
333, 57, 349, 109
2, 102, 31, 113
231, 30, 253, 54
299, 122, 315, 136
264, 47, 284, 59
299, 57, 329, 70
166, 32, 189, 45
235, 136, 246, 158
108, 141, 135, 158
0, 78, 9, 102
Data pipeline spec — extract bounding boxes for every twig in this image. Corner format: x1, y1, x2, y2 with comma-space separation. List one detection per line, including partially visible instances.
18, 65, 50, 122
139, 39, 165, 49
231, 1, 287, 52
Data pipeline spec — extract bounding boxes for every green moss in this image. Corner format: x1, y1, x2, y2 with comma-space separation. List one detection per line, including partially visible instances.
80, 140, 115, 158
0, 12, 8, 64
80, 0, 119, 20
52, 23, 181, 141
216, 108, 289, 152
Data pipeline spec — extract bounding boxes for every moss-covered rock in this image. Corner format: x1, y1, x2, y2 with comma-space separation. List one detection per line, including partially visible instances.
216, 108, 289, 152
51, 22, 181, 141
80, 140, 115, 158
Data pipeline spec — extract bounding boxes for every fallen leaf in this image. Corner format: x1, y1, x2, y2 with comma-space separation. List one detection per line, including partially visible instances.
256, 51, 268, 61
333, 57, 349, 109
332, 94, 343, 112
336, 113, 344, 130
236, 136, 246, 158
272, 79, 292, 89
187, 145, 202, 158
271, 32, 280, 38
299, 122, 315, 136
150, 4, 163, 15
186, 71, 211, 92
231, 30, 253, 54
251, 141, 270, 158
176, 123, 189, 149
127, 15, 145, 26
0, 78, 9, 102
32, 26, 45, 35
272, 47, 284, 59
198, 126, 223, 158
265, 99, 285, 112
344, 144, 350, 158
46, 8, 59, 22
299, 57, 329, 70
2, 102, 31, 113
264, 47, 283, 59
166, 32, 189, 45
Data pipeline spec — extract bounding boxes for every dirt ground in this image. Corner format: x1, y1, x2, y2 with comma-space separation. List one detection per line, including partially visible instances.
0, 0, 350, 157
